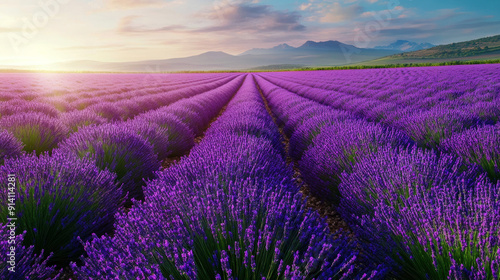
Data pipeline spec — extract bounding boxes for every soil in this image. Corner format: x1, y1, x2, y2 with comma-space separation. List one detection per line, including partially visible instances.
160, 89, 234, 170
254, 77, 352, 236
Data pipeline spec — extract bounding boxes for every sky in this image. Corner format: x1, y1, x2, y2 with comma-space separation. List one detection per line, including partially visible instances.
0, 0, 499, 65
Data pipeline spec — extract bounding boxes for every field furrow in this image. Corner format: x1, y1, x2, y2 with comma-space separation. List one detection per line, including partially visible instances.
0, 65, 499, 279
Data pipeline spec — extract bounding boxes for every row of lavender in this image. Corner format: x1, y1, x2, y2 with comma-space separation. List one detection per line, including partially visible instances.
0, 73, 229, 107
258, 65, 500, 181
0, 73, 232, 126
0, 74, 240, 157
263, 65, 499, 120
0, 74, 244, 278
255, 66, 500, 279
1, 64, 498, 278
72, 75, 382, 279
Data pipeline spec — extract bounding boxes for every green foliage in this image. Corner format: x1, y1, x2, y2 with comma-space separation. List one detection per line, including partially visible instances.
391, 231, 499, 280
307, 59, 500, 71
0, 153, 122, 266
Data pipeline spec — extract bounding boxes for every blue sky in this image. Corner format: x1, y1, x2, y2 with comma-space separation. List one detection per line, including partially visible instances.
0, 0, 499, 65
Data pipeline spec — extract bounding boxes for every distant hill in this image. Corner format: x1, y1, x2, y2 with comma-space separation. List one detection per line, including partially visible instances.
374, 40, 434, 52
237, 40, 400, 69
359, 35, 500, 66
0, 40, 401, 72
239, 41, 357, 55
395, 35, 500, 59
248, 64, 306, 71
240, 43, 295, 55
240, 40, 397, 59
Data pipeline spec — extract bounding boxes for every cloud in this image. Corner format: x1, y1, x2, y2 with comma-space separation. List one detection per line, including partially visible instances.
299, 3, 312, 11
115, 1, 305, 36
117, 16, 185, 34
319, 3, 364, 23
356, 10, 500, 45
360, 5, 405, 19
105, 0, 167, 9
296, 5, 500, 50
57, 44, 123, 51
202, 2, 306, 32
301, 1, 364, 23
0, 27, 21, 33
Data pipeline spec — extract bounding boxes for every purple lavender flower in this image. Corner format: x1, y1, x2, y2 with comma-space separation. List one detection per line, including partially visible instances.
384, 180, 499, 279
299, 119, 412, 202
72, 75, 373, 280
61, 109, 107, 132
135, 112, 195, 157
442, 124, 500, 181
0, 130, 24, 164
87, 102, 126, 121
289, 111, 354, 160
124, 119, 173, 160
0, 113, 68, 156
0, 151, 122, 265
469, 101, 500, 124
0, 224, 61, 279
395, 107, 478, 149
0, 101, 60, 118
57, 123, 160, 201
161, 105, 205, 136
338, 145, 482, 222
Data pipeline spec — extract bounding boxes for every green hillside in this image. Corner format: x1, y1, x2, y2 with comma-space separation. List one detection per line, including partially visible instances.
355, 34, 500, 66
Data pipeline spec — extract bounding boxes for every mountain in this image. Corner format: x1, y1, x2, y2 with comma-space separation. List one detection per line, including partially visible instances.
240, 40, 389, 56
236, 40, 400, 69
297, 40, 353, 50
1, 40, 403, 72
357, 34, 500, 66
392, 35, 500, 59
374, 40, 434, 52
240, 44, 295, 55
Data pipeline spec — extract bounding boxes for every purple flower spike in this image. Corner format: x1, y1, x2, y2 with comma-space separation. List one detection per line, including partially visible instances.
0, 113, 68, 156
0, 151, 122, 265
0, 129, 24, 164
57, 123, 160, 201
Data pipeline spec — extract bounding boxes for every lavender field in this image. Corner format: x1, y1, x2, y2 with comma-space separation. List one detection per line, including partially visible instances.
1, 64, 499, 279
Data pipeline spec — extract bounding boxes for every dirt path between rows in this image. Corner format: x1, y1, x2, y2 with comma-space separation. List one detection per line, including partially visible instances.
252, 76, 352, 236
161, 75, 246, 170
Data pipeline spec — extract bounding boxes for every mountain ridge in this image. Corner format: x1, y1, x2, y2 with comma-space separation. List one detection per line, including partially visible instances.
353, 34, 500, 66
2, 39, 400, 72
240, 40, 367, 56
3, 36, 499, 72
374, 40, 434, 52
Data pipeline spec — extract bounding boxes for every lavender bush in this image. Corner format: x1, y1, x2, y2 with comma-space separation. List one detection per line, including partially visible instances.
357, 180, 500, 279
0, 113, 68, 155
395, 108, 478, 149
0, 130, 23, 165
0, 151, 122, 265
57, 123, 160, 201
289, 111, 353, 160
299, 120, 412, 202
0, 101, 60, 118
162, 105, 205, 136
87, 102, 126, 121
123, 120, 173, 160
72, 75, 381, 279
61, 109, 107, 132
135, 112, 195, 157
338, 145, 482, 222
0, 224, 61, 279
442, 124, 500, 181
73, 178, 374, 279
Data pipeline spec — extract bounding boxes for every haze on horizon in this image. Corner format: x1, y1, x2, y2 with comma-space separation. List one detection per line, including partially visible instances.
1, 0, 499, 66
